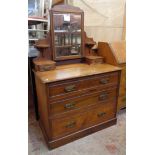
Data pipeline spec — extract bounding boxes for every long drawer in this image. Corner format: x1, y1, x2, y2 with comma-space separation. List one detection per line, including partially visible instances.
50, 102, 116, 139
49, 87, 117, 117
47, 72, 119, 99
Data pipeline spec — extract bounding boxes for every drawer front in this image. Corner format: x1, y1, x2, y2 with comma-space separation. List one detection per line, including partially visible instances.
51, 112, 87, 139
48, 72, 119, 98
49, 87, 117, 116
50, 102, 115, 139
86, 102, 116, 127
119, 66, 126, 96
39, 65, 55, 72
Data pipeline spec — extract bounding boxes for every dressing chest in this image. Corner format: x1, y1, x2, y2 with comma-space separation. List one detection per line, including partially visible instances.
33, 4, 121, 149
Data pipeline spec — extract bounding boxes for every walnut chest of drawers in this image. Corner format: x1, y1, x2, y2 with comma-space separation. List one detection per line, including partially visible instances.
34, 63, 121, 149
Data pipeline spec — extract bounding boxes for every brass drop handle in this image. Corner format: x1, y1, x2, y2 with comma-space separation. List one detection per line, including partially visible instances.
99, 93, 108, 100
100, 79, 109, 84
64, 102, 76, 109
64, 85, 76, 92
65, 121, 76, 128
97, 112, 106, 117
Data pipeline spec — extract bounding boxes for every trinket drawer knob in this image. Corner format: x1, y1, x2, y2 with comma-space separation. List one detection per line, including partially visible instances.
43, 65, 52, 71
100, 79, 109, 84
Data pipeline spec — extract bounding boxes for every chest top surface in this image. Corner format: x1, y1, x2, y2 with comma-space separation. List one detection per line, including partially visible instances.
35, 63, 121, 83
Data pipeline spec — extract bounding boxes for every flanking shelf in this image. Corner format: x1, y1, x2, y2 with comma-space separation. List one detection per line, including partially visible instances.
28, 17, 48, 25
56, 45, 72, 48
28, 29, 48, 32
29, 38, 39, 41
54, 30, 81, 33
55, 44, 81, 48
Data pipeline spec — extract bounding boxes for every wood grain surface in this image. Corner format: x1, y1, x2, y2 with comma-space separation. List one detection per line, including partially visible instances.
35, 63, 121, 83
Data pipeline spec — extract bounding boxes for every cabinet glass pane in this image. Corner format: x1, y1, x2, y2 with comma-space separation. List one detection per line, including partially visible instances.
28, 0, 43, 17
53, 13, 82, 58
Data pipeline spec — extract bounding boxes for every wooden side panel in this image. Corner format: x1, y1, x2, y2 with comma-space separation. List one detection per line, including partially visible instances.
109, 41, 126, 64
117, 64, 126, 110
98, 42, 117, 65
118, 95, 126, 110
119, 64, 126, 96
35, 77, 50, 137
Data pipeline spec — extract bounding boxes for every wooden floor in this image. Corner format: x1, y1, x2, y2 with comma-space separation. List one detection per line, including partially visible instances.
28, 104, 126, 155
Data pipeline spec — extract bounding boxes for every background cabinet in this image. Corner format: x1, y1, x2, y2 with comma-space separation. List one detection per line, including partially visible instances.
28, 0, 52, 57
28, 0, 52, 118
28, 17, 49, 57
98, 41, 126, 111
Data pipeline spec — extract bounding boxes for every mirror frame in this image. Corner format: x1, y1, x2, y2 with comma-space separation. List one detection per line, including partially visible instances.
50, 5, 84, 61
